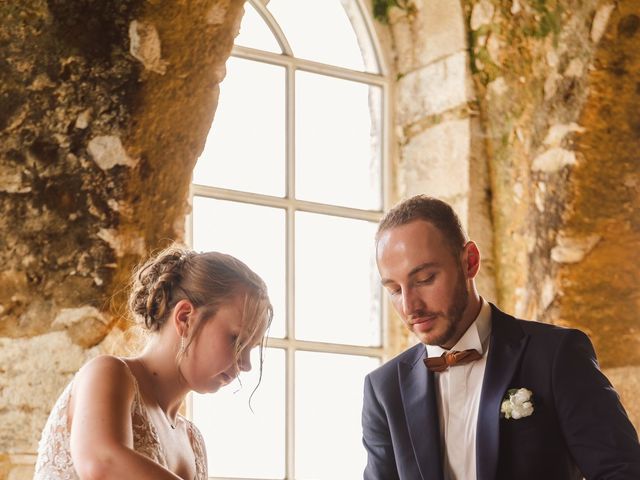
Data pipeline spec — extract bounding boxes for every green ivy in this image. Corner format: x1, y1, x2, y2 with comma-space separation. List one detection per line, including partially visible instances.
523, 1, 562, 43
468, 25, 502, 83
372, 0, 414, 24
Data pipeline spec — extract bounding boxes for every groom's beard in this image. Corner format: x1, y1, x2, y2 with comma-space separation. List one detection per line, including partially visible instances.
425, 265, 469, 347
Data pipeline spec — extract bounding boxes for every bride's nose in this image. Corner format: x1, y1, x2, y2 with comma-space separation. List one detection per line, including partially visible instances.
238, 347, 252, 372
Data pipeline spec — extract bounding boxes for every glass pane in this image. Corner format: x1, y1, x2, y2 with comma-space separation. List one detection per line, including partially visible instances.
235, 1, 281, 53
193, 57, 285, 197
295, 212, 381, 346
295, 351, 380, 479
193, 348, 285, 479
192, 196, 286, 338
267, 0, 379, 73
296, 71, 382, 210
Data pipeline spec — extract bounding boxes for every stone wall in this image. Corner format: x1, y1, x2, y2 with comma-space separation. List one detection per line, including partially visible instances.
464, 0, 640, 425
396, 2, 498, 302
378, 0, 497, 354
0, 1, 244, 477
380, 0, 639, 429
1, 0, 638, 476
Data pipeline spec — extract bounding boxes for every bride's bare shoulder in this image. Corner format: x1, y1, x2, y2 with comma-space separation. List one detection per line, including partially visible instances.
73, 355, 137, 398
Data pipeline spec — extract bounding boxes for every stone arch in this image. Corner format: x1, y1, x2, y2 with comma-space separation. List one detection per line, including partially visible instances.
0, 1, 244, 476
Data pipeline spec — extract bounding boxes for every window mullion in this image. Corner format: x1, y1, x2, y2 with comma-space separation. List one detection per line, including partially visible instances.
285, 203, 296, 479
285, 340, 296, 480
285, 60, 296, 479
267, 337, 384, 357
354, 0, 389, 76
192, 183, 383, 222
286, 63, 295, 201
248, 0, 293, 56
231, 45, 386, 87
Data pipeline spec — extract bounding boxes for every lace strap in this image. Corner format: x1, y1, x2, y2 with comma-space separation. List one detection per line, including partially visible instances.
118, 358, 144, 412
184, 418, 208, 479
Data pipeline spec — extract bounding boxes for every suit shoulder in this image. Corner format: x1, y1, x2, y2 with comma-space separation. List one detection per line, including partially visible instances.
493, 304, 584, 336
500, 313, 594, 353
514, 316, 588, 340
491, 304, 594, 350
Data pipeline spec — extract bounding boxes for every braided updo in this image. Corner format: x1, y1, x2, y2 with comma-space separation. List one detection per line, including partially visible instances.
129, 247, 192, 331
129, 245, 272, 339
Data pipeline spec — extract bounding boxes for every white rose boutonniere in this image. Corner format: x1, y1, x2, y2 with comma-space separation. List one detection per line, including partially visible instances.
501, 388, 534, 419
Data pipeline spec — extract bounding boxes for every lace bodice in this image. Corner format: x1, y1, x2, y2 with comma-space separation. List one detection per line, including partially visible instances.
34, 363, 207, 479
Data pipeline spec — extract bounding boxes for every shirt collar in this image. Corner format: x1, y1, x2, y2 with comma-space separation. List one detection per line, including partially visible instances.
425, 298, 492, 358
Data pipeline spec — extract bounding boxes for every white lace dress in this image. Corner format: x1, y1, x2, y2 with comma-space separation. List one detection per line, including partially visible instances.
34, 365, 207, 480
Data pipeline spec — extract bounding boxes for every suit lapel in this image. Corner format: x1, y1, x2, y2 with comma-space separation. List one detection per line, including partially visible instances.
399, 345, 443, 480
476, 305, 529, 480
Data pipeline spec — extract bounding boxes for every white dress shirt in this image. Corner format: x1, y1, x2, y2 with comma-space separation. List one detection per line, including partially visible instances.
425, 299, 492, 480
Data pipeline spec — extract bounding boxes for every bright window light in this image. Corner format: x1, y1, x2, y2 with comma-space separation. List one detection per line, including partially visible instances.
193, 57, 286, 197
190, 1, 388, 478
193, 348, 286, 479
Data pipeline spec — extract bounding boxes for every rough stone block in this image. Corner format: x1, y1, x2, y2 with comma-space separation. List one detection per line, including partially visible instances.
129, 20, 168, 74
391, 0, 467, 73
531, 147, 576, 173
398, 118, 471, 202
0, 333, 90, 452
470, 0, 495, 31
591, 3, 616, 44
551, 234, 601, 264
397, 51, 473, 125
421, 0, 467, 65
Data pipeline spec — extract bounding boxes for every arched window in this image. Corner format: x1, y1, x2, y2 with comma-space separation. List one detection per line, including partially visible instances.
189, 1, 389, 478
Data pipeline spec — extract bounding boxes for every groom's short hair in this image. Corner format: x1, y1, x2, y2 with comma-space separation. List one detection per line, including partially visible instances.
376, 195, 467, 254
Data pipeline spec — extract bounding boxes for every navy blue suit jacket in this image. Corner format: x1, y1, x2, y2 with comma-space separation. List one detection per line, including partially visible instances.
362, 305, 640, 479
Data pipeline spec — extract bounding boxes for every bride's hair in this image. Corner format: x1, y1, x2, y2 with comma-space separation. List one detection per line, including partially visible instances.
129, 244, 273, 376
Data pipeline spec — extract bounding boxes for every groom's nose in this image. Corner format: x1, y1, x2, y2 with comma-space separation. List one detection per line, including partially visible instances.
401, 288, 423, 318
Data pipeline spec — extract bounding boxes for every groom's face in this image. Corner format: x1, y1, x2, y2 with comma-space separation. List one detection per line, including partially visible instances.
376, 220, 469, 348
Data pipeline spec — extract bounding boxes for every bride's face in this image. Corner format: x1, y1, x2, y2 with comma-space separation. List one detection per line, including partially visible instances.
181, 296, 263, 394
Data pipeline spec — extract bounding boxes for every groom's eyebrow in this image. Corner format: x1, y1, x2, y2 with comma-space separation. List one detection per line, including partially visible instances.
408, 262, 440, 277
380, 262, 440, 285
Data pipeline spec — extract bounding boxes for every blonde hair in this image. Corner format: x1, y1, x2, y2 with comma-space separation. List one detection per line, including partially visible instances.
129, 245, 273, 378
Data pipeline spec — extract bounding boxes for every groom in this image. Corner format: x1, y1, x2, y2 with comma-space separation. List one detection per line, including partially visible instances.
362, 195, 640, 480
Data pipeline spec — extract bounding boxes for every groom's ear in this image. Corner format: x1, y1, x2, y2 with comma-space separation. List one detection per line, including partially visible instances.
462, 241, 480, 279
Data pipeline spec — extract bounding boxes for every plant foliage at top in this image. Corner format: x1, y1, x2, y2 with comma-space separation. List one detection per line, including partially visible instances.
373, 0, 414, 24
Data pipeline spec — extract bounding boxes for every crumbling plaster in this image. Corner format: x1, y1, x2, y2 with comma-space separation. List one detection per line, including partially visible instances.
0, 0, 244, 476
463, 0, 640, 370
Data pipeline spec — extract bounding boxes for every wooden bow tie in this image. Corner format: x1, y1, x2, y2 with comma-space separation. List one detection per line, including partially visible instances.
423, 349, 483, 372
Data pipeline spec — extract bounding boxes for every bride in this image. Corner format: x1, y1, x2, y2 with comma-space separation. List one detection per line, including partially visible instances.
34, 245, 272, 479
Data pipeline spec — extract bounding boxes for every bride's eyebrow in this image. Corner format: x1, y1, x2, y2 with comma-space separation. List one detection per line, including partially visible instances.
240, 327, 267, 349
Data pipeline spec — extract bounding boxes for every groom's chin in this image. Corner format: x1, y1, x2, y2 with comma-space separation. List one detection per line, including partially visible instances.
415, 325, 455, 347
414, 331, 439, 346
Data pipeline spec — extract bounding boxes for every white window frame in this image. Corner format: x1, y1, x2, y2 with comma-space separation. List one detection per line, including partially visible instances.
187, 1, 392, 478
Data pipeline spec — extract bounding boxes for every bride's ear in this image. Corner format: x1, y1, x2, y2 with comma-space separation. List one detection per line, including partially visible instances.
172, 299, 194, 337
